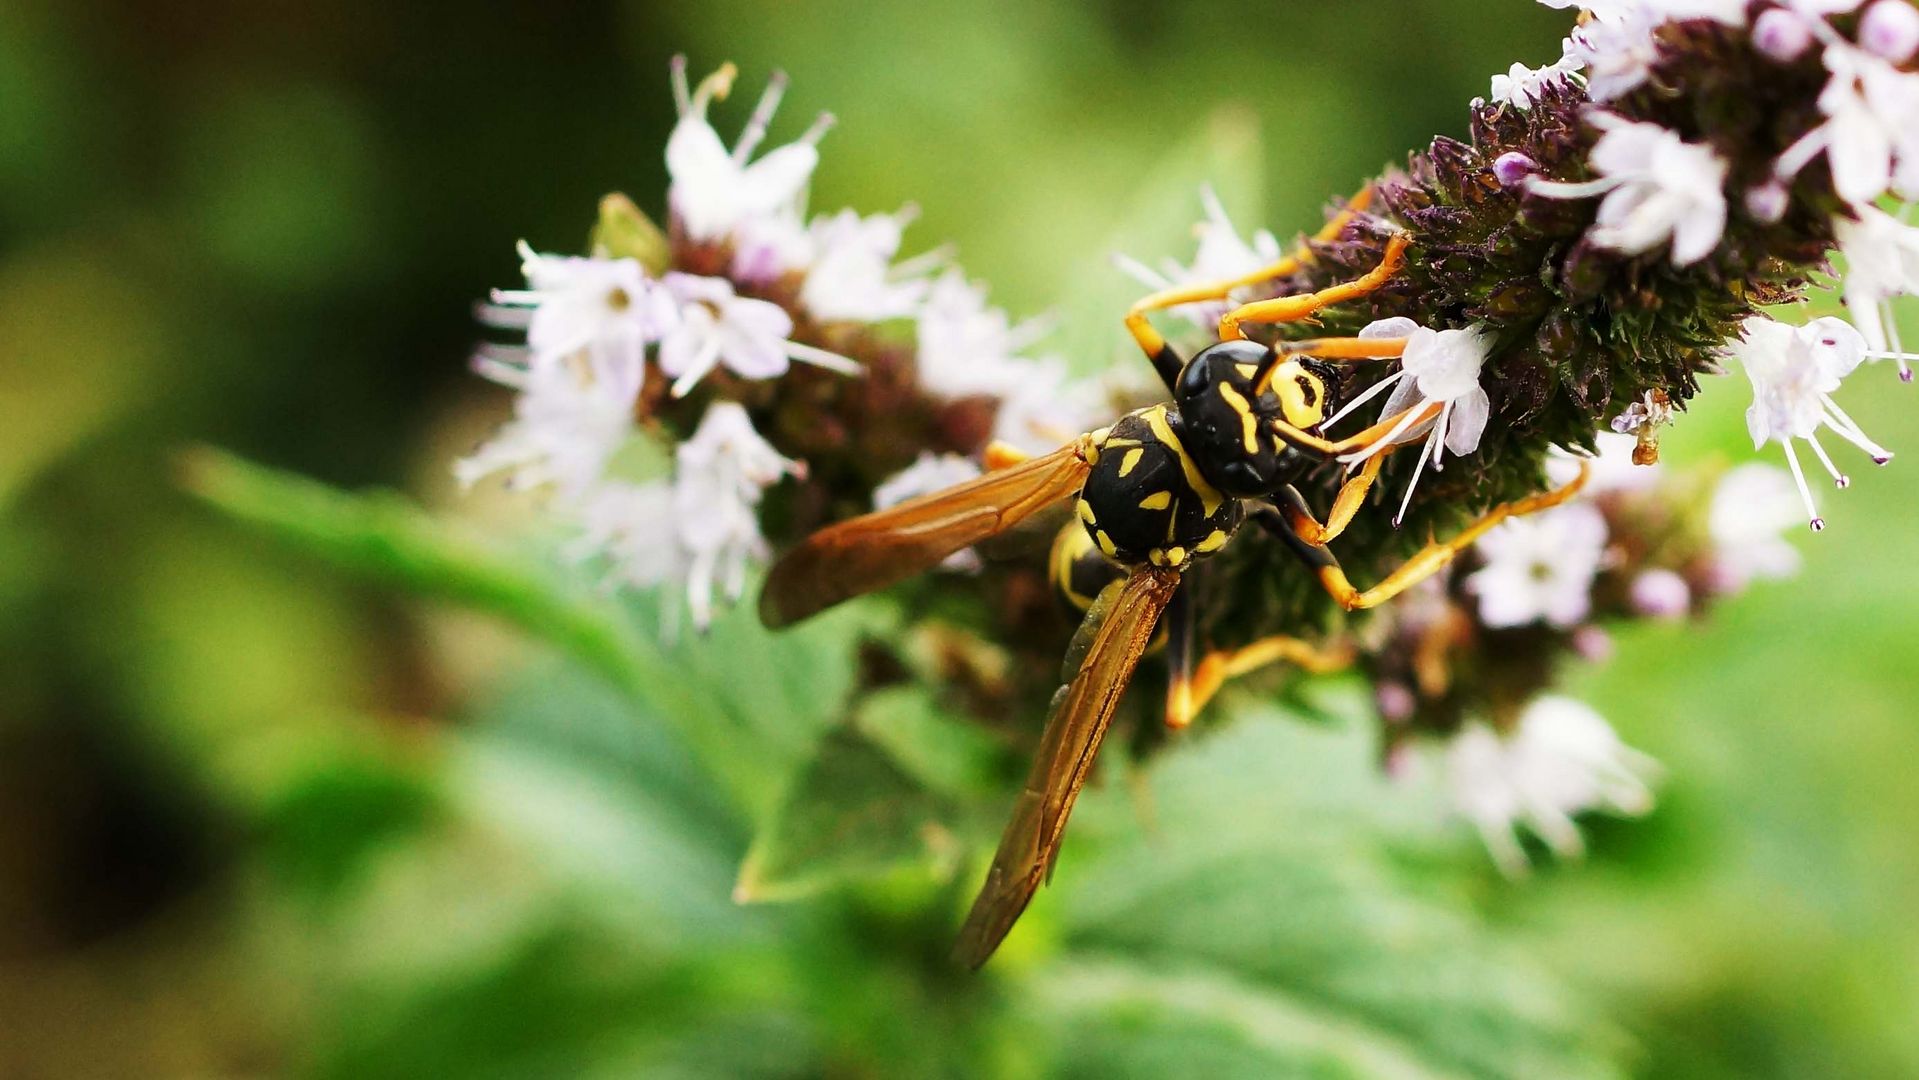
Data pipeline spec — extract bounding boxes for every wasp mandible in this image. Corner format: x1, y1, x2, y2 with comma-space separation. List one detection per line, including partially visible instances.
759, 188, 1589, 967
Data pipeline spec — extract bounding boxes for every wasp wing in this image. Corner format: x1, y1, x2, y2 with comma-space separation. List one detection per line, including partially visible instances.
759, 443, 1089, 628
952, 564, 1181, 968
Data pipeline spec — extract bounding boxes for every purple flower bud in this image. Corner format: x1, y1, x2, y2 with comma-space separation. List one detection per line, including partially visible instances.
1753, 9, 1814, 62
1629, 568, 1692, 619
1860, 0, 1919, 63
1746, 181, 1790, 223
1492, 151, 1539, 189
1377, 681, 1417, 722
1571, 625, 1614, 662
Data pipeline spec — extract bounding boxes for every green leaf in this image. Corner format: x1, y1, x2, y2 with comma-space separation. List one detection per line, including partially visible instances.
178, 446, 653, 696
851, 685, 1013, 799
735, 723, 959, 903
1020, 713, 1629, 1080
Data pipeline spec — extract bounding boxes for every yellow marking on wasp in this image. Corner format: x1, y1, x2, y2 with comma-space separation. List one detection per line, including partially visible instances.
1096, 530, 1118, 558
1197, 529, 1230, 553
1118, 448, 1145, 477
1166, 546, 1187, 565
1102, 437, 1141, 449
1138, 490, 1172, 511
1217, 382, 1260, 454
1148, 549, 1166, 566
1077, 499, 1097, 524
1050, 526, 1099, 610
1235, 362, 1259, 381
1141, 405, 1225, 516
1273, 363, 1327, 428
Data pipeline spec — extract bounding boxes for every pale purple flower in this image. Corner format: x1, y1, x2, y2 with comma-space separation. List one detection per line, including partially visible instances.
1530, 114, 1730, 267
1332, 318, 1495, 526
455, 350, 643, 500
1465, 503, 1610, 629
665, 60, 832, 246
657, 272, 858, 397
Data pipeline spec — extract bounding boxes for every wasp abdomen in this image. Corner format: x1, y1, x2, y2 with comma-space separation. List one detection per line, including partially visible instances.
1078, 406, 1243, 569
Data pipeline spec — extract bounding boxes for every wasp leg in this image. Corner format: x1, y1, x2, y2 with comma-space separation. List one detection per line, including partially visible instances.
1270, 399, 1444, 460
1277, 463, 1592, 611
1168, 634, 1356, 729
1271, 454, 1390, 547
983, 440, 1033, 471
1162, 578, 1201, 729
1218, 232, 1411, 342
1124, 187, 1377, 387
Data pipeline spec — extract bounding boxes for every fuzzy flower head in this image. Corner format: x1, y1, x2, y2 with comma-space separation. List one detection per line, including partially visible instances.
1332, 318, 1495, 526
658, 272, 858, 397
1443, 695, 1661, 876
1731, 315, 1892, 529
1115, 187, 1284, 330
1465, 502, 1611, 629
482, 244, 679, 374
1530, 114, 1730, 267
665, 60, 832, 247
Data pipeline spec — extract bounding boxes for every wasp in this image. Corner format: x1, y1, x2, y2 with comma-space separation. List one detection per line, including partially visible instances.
759, 190, 1588, 967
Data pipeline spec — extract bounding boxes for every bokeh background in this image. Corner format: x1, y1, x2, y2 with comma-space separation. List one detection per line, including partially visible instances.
5, 1, 1918, 1076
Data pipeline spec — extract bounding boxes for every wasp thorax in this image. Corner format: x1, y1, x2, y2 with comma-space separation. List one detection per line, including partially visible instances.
1174, 340, 1328, 498
1077, 405, 1243, 569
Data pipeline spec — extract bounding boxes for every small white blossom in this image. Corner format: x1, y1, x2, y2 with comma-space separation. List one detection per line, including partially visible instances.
1707, 462, 1806, 590
1730, 315, 1892, 529
874, 453, 985, 572
1835, 205, 1919, 380
1114, 187, 1285, 330
1530, 114, 1730, 267
1444, 695, 1660, 876
665, 60, 832, 247
657, 272, 858, 397
1465, 502, 1610, 629
568, 480, 689, 634
1490, 41, 1582, 109
455, 351, 642, 499
482, 245, 678, 374
1774, 45, 1919, 207
914, 270, 1050, 400
1629, 568, 1693, 618
672, 403, 801, 631
799, 207, 939, 324
990, 358, 1103, 456
1332, 318, 1495, 526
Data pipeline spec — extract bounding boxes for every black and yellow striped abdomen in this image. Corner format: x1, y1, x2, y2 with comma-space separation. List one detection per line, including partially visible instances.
1076, 405, 1243, 569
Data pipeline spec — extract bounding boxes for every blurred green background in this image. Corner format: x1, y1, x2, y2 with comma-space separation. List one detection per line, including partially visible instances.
5, 0, 1918, 1076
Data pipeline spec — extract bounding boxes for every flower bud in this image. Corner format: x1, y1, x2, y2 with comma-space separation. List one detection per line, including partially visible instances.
1860, 0, 1919, 63
1630, 569, 1693, 619
1492, 151, 1539, 189
1752, 9, 1814, 62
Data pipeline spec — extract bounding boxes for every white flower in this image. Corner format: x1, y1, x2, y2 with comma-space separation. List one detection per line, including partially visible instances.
1490, 41, 1582, 109
1529, 114, 1730, 267
657, 272, 858, 397
455, 350, 642, 500
1730, 315, 1892, 528
990, 357, 1103, 456
1114, 186, 1284, 330
1464, 502, 1610, 629
672, 402, 800, 631
1707, 462, 1805, 590
568, 480, 690, 634
1774, 45, 1919, 206
1444, 695, 1660, 877
1835, 205, 1919, 380
914, 270, 1050, 400
482, 244, 678, 374
874, 453, 985, 571
1331, 318, 1495, 526
799, 207, 939, 324
665, 60, 832, 246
